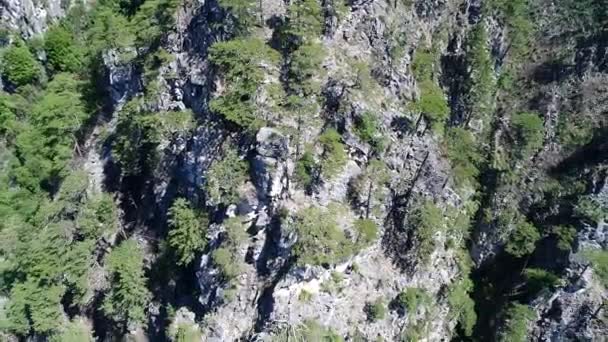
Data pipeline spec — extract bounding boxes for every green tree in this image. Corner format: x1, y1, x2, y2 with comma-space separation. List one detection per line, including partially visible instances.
365, 298, 386, 321
511, 112, 544, 158
44, 25, 83, 73
505, 219, 540, 258
319, 129, 347, 178
205, 148, 249, 206
353, 218, 378, 247
209, 38, 280, 129
168, 198, 208, 266
285, 0, 324, 40
218, 0, 259, 32
444, 127, 483, 188
212, 217, 248, 280
51, 318, 94, 342
1, 42, 40, 87
77, 193, 119, 240
498, 303, 535, 342
523, 268, 560, 295
394, 288, 431, 315
583, 249, 608, 287
410, 200, 444, 264
353, 111, 385, 152
103, 239, 151, 329
12, 73, 87, 191
292, 206, 354, 266
112, 99, 162, 176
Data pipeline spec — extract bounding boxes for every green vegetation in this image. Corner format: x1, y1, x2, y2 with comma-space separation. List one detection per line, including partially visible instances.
487, 0, 534, 60
410, 200, 444, 264
112, 99, 162, 176
552, 225, 576, 251
583, 249, 608, 287
365, 298, 387, 321
205, 147, 249, 206
212, 217, 248, 281
103, 239, 151, 329
44, 25, 83, 73
416, 79, 450, 131
13, 73, 86, 191
272, 320, 343, 342
285, 0, 324, 40
299, 289, 313, 302
292, 206, 354, 266
444, 127, 483, 188
351, 159, 390, 217
466, 24, 496, 128
447, 278, 477, 337
209, 38, 280, 129
51, 318, 94, 342
394, 288, 432, 315
1, 42, 40, 87
77, 193, 119, 239
557, 112, 594, 151
354, 111, 385, 152
498, 303, 535, 342
295, 149, 317, 189
319, 129, 348, 178
168, 198, 208, 266
505, 218, 540, 258
218, 0, 259, 32
574, 196, 607, 224
288, 41, 326, 96
511, 112, 544, 158
523, 268, 560, 294
354, 218, 379, 246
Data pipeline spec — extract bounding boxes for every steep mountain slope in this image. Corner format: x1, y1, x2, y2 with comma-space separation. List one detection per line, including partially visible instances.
0, 0, 606, 341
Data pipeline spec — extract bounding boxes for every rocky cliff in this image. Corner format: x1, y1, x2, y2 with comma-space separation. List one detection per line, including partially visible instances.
0, 0, 607, 341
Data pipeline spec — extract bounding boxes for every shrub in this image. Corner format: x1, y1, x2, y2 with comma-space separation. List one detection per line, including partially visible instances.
205, 147, 249, 206
298, 289, 313, 302
505, 219, 540, 258
168, 198, 208, 266
319, 129, 348, 178
1, 42, 40, 87
498, 303, 535, 342
292, 206, 353, 266
365, 298, 387, 321
511, 112, 544, 158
